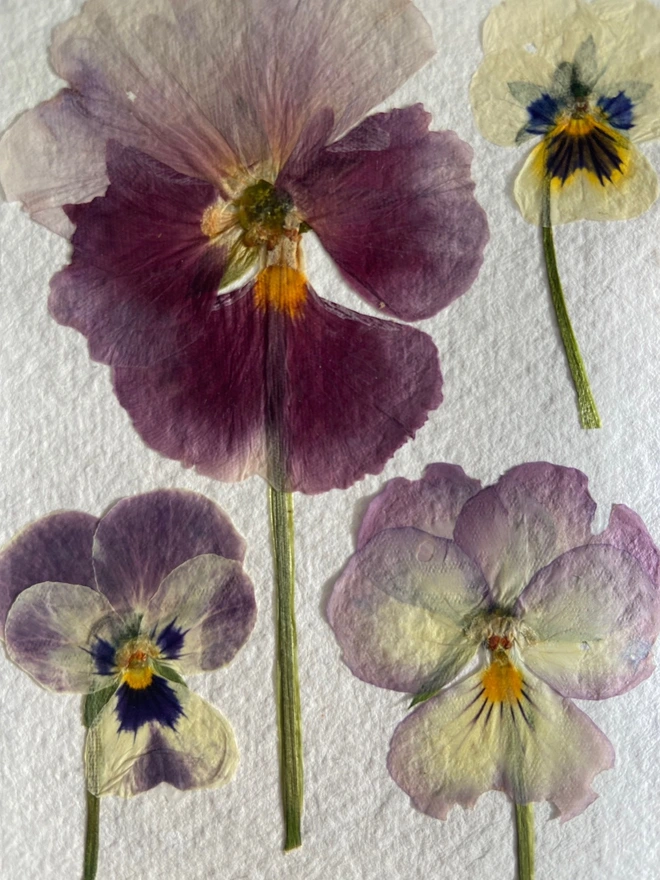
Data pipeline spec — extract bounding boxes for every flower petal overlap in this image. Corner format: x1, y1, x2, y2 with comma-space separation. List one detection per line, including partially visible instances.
328, 462, 660, 819
2, 489, 256, 797
0, 0, 489, 494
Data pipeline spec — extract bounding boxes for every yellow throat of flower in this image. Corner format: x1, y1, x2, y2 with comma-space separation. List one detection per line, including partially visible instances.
254, 265, 308, 318
116, 639, 159, 690
481, 654, 524, 705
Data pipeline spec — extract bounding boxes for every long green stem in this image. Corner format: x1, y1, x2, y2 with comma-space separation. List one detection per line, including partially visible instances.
268, 486, 303, 850
515, 803, 535, 880
541, 187, 601, 429
83, 790, 100, 880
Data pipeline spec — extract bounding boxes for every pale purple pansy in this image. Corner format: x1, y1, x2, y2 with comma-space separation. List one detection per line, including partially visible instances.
0, 0, 489, 494
328, 462, 660, 820
1, 489, 256, 797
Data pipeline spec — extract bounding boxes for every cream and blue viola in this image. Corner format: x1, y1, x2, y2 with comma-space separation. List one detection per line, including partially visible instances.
470, 0, 660, 224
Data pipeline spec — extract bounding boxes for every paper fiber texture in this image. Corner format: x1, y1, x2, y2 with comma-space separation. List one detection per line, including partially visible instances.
1, 0, 660, 877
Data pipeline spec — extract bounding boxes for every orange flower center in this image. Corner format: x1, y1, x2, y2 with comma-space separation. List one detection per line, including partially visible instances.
254, 265, 308, 318
481, 655, 524, 705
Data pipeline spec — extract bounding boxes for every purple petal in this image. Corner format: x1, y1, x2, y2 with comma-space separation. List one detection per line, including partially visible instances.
591, 503, 660, 587
144, 554, 257, 673
357, 463, 481, 549
328, 528, 489, 694
1, 0, 433, 234
453, 463, 598, 606
114, 283, 442, 494
49, 143, 225, 367
516, 544, 660, 699
93, 490, 246, 612
0, 511, 97, 639
280, 105, 489, 320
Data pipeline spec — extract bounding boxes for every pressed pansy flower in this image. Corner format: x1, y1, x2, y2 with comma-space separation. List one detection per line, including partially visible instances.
0, 0, 489, 847
470, 0, 660, 429
0, 0, 488, 495
329, 463, 660, 879
0, 489, 256, 879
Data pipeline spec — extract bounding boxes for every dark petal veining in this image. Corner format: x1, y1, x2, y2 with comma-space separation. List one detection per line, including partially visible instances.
115, 675, 184, 733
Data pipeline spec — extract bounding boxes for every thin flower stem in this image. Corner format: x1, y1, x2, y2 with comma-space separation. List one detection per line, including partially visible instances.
541, 185, 601, 429
83, 790, 100, 880
515, 803, 535, 880
268, 485, 303, 851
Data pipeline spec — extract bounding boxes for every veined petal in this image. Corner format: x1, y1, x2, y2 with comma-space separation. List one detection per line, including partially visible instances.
86, 682, 238, 797
281, 106, 488, 321
516, 544, 660, 699
453, 463, 597, 607
0, 0, 433, 233
49, 143, 226, 367
328, 529, 489, 694
93, 490, 246, 613
144, 554, 256, 674
357, 464, 481, 549
114, 282, 442, 494
0, 511, 97, 639
4, 582, 120, 692
514, 137, 659, 224
388, 665, 614, 821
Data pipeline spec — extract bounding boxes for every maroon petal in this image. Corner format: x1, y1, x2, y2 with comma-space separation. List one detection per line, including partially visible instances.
357, 464, 481, 549
114, 282, 442, 494
0, 512, 97, 639
280, 105, 489, 321
93, 490, 246, 613
49, 143, 225, 367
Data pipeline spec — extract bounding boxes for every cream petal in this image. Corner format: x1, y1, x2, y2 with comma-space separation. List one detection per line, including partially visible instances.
143, 554, 256, 675
388, 665, 614, 821
514, 138, 659, 224
328, 528, 490, 695
516, 544, 660, 699
5, 582, 121, 692
85, 682, 238, 797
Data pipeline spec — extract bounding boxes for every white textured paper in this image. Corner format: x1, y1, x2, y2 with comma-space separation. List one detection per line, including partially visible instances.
1, 0, 660, 877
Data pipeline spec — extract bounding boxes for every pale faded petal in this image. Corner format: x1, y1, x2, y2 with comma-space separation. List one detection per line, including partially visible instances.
388, 667, 614, 821
5, 582, 120, 693
143, 554, 256, 674
514, 138, 659, 224
453, 463, 597, 607
516, 545, 660, 699
85, 683, 238, 797
357, 464, 481, 549
328, 529, 489, 694
591, 503, 660, 586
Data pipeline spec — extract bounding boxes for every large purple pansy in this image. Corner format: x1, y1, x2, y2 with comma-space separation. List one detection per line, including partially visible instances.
328, 462, 660, 820
2, 489, 256, 797
0, 0, 489, 493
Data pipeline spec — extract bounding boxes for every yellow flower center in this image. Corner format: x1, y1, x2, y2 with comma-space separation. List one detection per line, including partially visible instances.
115, 638, 160, 690
481, 654, 524, 705
254, 265, 308, 318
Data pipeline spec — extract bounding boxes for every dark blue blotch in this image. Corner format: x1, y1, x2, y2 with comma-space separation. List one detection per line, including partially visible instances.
525, 93, 561, 135
91, 638, 116, 676
597, 91, 635, 130
156, 619, 186, 660
115, 675, 184, 733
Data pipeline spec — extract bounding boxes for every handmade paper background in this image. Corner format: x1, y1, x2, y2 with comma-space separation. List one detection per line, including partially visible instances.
1, 0, 660, 877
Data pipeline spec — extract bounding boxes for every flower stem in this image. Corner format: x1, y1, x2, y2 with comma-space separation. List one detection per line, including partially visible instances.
541, 185, 601, 429
268, 485, 303, 850
515, 803, 535, 880
83, 789, 100, 880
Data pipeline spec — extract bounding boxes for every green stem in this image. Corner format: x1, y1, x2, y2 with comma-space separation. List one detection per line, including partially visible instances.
268, 486, 303, 851
541, 186, 601, 429
83, 789, 100, 880
515, 803, 535, 880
